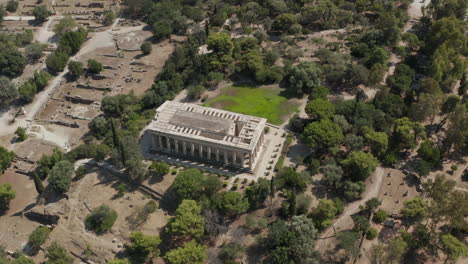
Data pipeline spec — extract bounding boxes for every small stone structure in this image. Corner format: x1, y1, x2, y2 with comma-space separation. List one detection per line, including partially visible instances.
143, 101, 267, 171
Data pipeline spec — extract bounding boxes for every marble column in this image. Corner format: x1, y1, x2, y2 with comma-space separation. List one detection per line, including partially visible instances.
191, 143, 195, 156
249, 151, 254, 168
207, 147, 211, 160
174, 140, 179, 153
240, 153, 245, 168
167, 137, 171, 152
158, 135, 163, 150
199, 144, 203, 158
233, 152, 237, 165
224, 151, 228, 164
216, 149, 220, 162
182, 142, 187, 155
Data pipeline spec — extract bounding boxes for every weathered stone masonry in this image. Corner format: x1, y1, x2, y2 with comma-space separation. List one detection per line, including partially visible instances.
143, 101, 267, 171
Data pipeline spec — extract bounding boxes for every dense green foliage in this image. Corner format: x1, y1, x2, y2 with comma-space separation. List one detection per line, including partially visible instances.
85, 205, 118, 234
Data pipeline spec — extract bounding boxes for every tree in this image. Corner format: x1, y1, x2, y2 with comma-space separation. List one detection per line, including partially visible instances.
68, 60, 84, 80
364, 130, 388, 156
0, 44, 25, 77
140, 41, 152, 55
11, 255, 34, 264
275, 167, 308, 195
400, 197, 428, 225
214, 191, 249, 217
46, 52, 69, 74
321, 164, 344, 190
283, 62, 322, 96
260, 215, 319, 264
152, 20, 172, 40
108, 259, 130, 264
272, 13, 297, 32
6, 0, 18, 12
172, 168, 205, 201
443, 104, 468, 155
336, 231, 360, 261
305, 98, 335, 120
0, 76, 18, 107
365, 198, 381, 212
45, 242, 73, 264
15, 127, 28, 141
367, 243, 386, 264
410, 93, 444, 123
25, 42, 45, 62
87, 59, 103, 74
385, 238, 407, 264
207, 32, 233, 55
0, 5, 4, 25
168, 200, 205, 241
245, 177, 270, 209
32, 5, 51, 24
126, 232, 161, 262
440, 234, 468, 263
148, 161, 169, 176
48, 160, 73, 194
103, 11, 115, 26
187, 85, 205, 99
0, 183, 15, 211
220, 242, 243, 263
85, 205, 118, 234
18, 81, 36, 103
392, 117, 426, 151
165, 240, 207, 264
53, 16, 76, 37
343, 180, 366, 200
0, 147, 14, 174
341, 151, 379, 181
417, 140, 441, 165
58, 29, 87, 55
28, 226, 51, 254
303, 119, 343, 150
373, 209, 387, 224
310, 199, 338, 231
352, 214, 370, 232
32, 71, 51, 91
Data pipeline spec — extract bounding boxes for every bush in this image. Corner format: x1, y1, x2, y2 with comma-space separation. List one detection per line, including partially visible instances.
46, 51, 69, 74
103, 11, 115, 26
366, 227, 378, 240
68, 60, 83, 80
126, 232, 161, 262
74, 165, 87, 181
87, 59, 103, 74
25, 42, 46, 62
373, 209, 387, 224
32, 5, 51, 24
85, 205, 117, 234
18, 81, 37, 103
187, 85, 205, 99
141, 41, 152, 55
115, 183, 127, 198
48, 160, 73, 194
6, 0, 18, 12
28, 226, 51, 254
0, 183, 16, 211
15, 127, 28, 141
0, 76, 18, 107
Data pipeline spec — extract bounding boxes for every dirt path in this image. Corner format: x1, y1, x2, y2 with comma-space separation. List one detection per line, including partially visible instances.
315, 167, 385, 252
381, 0, 430, 85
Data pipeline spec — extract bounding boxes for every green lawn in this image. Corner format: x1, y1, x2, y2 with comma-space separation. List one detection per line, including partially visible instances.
203, 86, 299, 125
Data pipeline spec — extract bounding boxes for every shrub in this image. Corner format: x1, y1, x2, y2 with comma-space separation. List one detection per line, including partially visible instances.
15, 127, 28, 141
85, 205, 117, 234
25, 42, 46, 62
366, 227, 378, 240
18, 81, 37, 103
46, 51, 69, 74
115, 184, 127, 198
6, 0, 18, 12
103, 11, 115, 26
28, 226, 51, 254
141, 41, 152, 55
0, 183, 16, 211
87, 59, 103, 74
48, 160, 73, 194
74, 165, 87, 181
126, 232, 161, 262
373, 209, 387, 224
68, 60, 83, 80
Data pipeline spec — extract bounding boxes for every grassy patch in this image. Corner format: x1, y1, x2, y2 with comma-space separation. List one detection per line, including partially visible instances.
204, 86, 299, 125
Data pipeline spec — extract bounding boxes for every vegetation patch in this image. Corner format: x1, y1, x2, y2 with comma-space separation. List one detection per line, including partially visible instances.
204, 86, 299, 125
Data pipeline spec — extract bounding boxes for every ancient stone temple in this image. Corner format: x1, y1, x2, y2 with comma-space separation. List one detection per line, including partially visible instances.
143, 101, 267, 171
